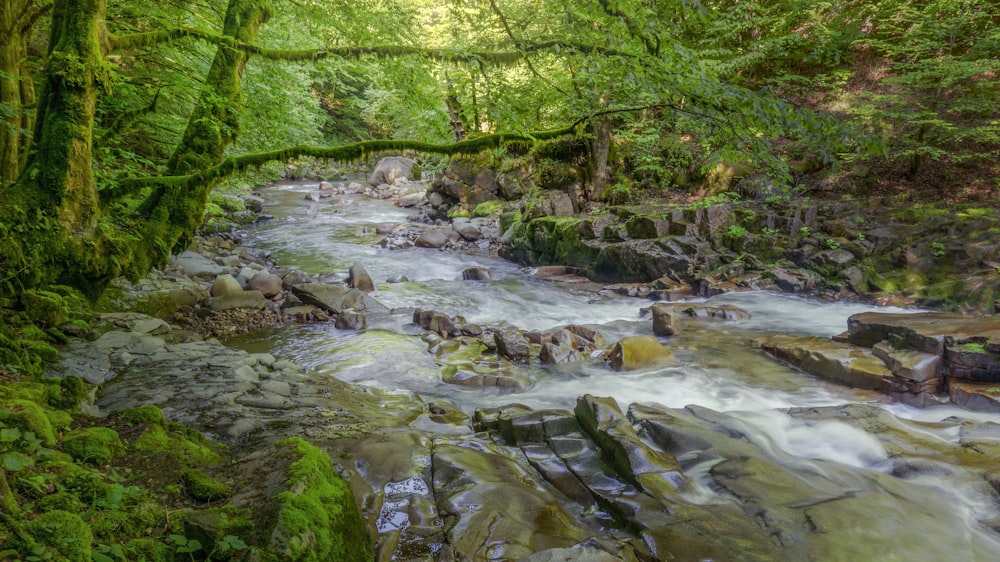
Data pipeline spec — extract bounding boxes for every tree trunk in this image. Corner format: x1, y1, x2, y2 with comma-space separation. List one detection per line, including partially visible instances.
0, 0, 107, 294
588, 117, 612, 201
138, 0, 272, 266
0, 1, 24, 187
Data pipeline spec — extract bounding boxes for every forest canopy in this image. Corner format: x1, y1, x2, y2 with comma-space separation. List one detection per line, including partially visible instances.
0, 0, 997, 300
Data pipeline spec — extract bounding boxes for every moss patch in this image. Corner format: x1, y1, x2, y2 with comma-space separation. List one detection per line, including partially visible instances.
266, 437, 372, 561
62, 427, 125, 465
182, 468, 232, 502
0, 398, 56, 446
25, 509, 93, 562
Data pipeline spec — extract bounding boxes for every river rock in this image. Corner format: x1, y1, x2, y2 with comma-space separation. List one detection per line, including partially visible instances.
461, 266, 491, 281
415, 229, 449, 249
318, 180, 334, 190
949, 382, 1000, 412
386, 274, 409, 284
454, 222, 483, 241
173, 251, 225, 280
756, 334, 892, 391
413, 309, 456, 337
495, 326, 530, 362
248, 272, 283, 298
335, 310, 367, 330
210, 290, 270, 311
607, 335, 674, 371
540, 327, 604, 365
650, 303, 675, 336
348, 263, 375, 292
210, 274, 243, 297
370, 157, 419, 185
291, 283, 388, 315
397, 191, 425, 208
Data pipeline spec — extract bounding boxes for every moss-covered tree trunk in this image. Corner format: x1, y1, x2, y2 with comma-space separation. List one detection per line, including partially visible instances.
0, 0, 111, 294
0, 0, 43, 187
137, 0, 272, 269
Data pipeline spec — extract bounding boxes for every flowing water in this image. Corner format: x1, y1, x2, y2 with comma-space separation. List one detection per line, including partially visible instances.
232, 181, 1000, 559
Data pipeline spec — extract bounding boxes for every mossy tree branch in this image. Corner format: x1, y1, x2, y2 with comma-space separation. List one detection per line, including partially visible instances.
109, 29, 636, 64
104, 123, 581, 204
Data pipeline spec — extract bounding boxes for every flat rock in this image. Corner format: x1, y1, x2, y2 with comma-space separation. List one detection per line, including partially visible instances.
291, 283, 389, 315
756, 334, 891, 391
171, 251, 224, 279
949, 381, 1000, 412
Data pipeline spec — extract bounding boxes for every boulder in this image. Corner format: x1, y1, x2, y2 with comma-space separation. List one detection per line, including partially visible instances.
461, 266, 491, 281
495, 326, 530, 361
397, 191, 425, 208
291, 283, 389, 315
248, 272, 283, 298
413, 309, 456, 337
650, 303, 675, 336
540, 327, 603, 365
415, 229, 449, 249
210, 290, 270, 311
607, 335, 674, 371
455, 222, 483, 241
335, 310, 366, 330
347, 263, 375, 292
370, 156, 419, 185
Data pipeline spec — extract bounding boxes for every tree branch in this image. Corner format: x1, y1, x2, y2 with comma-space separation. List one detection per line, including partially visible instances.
101, 123, 582, 204
109, 28, 635, 64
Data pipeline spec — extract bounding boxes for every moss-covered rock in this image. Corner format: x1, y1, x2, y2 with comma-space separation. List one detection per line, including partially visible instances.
182, 468, 232, 502
62, 427, 125, 465
25, 509, 93, 562
0, 398, 56, 446
47, 375, 90, 410
266, 437, 372, 561
20, 290, 68, 327
134, 423, 222, 466
118, 404, 168, 426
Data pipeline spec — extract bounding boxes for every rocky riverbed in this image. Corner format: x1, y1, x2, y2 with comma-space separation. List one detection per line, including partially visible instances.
31, 158, 1000, 561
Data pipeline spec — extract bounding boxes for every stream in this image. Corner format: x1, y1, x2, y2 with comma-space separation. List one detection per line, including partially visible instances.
229, 181, 1000, 560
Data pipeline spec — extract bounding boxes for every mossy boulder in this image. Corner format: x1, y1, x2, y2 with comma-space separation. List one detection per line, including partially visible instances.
47, 375, 90, 410
607, 335, 675, 371
125, 538, 174, 562
0, 398, 56, 446
25, 510, 93, 562
182, 468, 232, 502
62, 427, 125, 465
265, 437, 372, 561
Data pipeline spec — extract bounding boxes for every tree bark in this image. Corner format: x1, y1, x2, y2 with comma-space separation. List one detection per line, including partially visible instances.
588, 117, 612, 201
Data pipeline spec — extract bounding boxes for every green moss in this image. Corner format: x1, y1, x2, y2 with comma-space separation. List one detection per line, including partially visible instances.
0, 399, 56, 446
0, 381, 49, 403
961, 342, 987, 353
47, 375, 89, 410
46, 410, 73, 431
25, 510, 93, 562
134, 424, 222, 466
62, 427, 124, 465
20, 290, 68, 327
181, 468, 232, 502
447, 206, 471, 219
118, 404, 167, 426
473, 200, 504, 217
90, 500, 161, 540
37, 491, 85, 513
267, 437, 372, 561
125, 538, 174, 562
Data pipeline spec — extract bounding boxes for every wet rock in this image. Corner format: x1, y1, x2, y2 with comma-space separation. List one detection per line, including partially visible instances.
413, 309, 456, 337
607, 335, 674, 371
756, 334, 891, 391
650, 303, 675, 336
335, 310, 367, 330
386, 274, 409, 284
872, 341, 943, 395
431, 439, 592, 559
248, 271, 283, 298
518, 546, 620, 562
949, 382, 1000, 412
397, 191, 425, 208
461, 266, 491, 281
291, 283, 389, 315
207, 274, 241, 298
280, 270, 313, 288
348, 263, 375, 292
495, 326, 530, 362
540, 327, 604, 365
770, 267, 820, 293
415, 229, 449, 249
